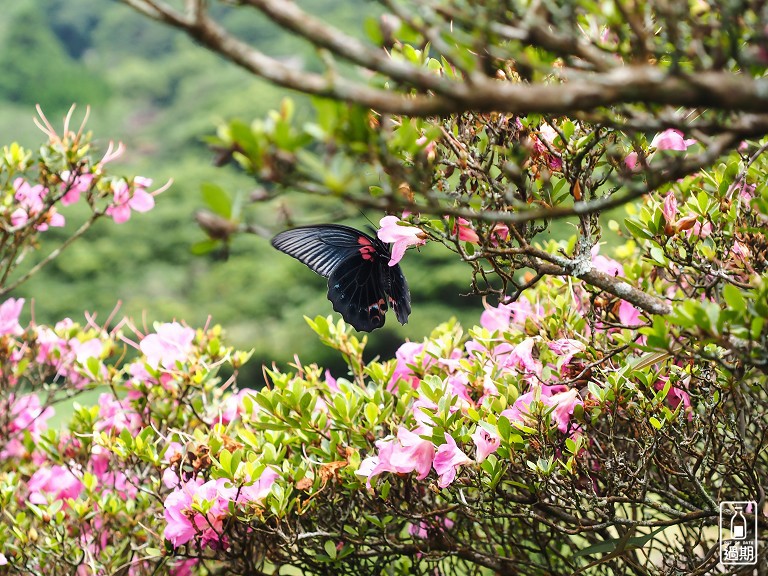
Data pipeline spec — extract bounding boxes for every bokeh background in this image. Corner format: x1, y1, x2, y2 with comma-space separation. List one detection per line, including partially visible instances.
1, 0, 490, 384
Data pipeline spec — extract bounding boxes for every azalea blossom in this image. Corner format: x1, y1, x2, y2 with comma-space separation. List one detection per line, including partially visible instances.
502, 384, 582, 434
106, 178, 155, 224
27, 465, 83, 504
140, 322, 196, 370
0, 298, 25, 336
59, 170, 95, 206
359, 426, 436, 488
433, 433, 472, 488
164, 477, 238, 548
471, 426, 500, 463
591, 245, 624, 277
376, 215, 426, 266
454, 217, 480, 244
651, 129, 696, 151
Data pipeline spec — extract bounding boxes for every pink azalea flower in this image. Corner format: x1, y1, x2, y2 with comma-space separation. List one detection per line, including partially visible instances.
361, 426, 436, 487
163, 479, 202, 547
14, 178, 46, 213
164, 477, 237, 548
0, 553, 6, 566
651, 129, 696, 151
625, 151, 639, 170
618, 300, 641, 326
433, 433, 472, 488
591, 245, 624, 277
376, 215, 426, 266
59, 171, 95, 206
662, 192, 678, 223
106, 179, 155, 224
94, 393, 142, 434
0, 298, 25, 336
219, 388, 256, 425
27, 465, 83, 504
10, 208, 28, 228
169, 559, 199, 576
502, 385, 582, 434
480, 301, 513, 332
238, 468, 278, 504
685, 220, 712, 239
546, 388, 582, 433
454, 218, 480, 244
389, 341, 431, 389
506, 338, 542, 377
140, 322, 196, 370
547, 338, 586, 371
324, 370, 340, 392
471, 426, 500, 463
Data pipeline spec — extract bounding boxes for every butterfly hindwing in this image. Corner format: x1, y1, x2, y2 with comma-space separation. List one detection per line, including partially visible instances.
271, 225, 376, 278
385, 263, 411, 326
271, 224, 412, 331
327, 255, 388, 332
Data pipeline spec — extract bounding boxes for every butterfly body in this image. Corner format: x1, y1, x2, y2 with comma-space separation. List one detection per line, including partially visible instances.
271, 225, 411, 332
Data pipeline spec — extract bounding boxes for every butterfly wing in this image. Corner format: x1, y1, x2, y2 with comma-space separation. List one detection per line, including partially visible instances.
327, 255, 389, 332
272, 224, 412, 332
271, 225, 377, 278
385, 263, 411, 326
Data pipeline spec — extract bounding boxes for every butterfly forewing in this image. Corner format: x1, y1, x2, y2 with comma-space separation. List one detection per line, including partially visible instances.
271, 224, 412, 331
271, 225, 375, 278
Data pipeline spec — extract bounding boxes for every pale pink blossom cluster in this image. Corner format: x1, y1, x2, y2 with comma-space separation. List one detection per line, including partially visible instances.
9, 178, 65, 231
358, 298, 593, 490
163, 469, 278, 548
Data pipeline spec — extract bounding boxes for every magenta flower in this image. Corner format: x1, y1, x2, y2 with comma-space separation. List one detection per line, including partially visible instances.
14, 178, 46, 213
662, 192, 678, 223
471, 426, 500, 463
546, 388, 582, 434
547, 338, 586, 372
140, 322, 196, 370
59, 170, 95, 206
503, 385, 582, 434
433, 433, 472, 488
454, 217, 480, 244
27, 465, 83, 504
164, 477, 238, 548
106, 179, 155, 224
389, 341, 430, 389
651, 129, 696, 151
618, 300, 641, 326
238, 468, 278, 504
506, 338, 543, 377
358, 426, 436, 488
94, 393, 142, 434
591, 245, 624, 277
377, 215, 426, 266
0, 298, 25, 336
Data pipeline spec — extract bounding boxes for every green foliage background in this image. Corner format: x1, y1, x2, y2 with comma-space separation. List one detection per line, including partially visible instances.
0, 0, 488, 381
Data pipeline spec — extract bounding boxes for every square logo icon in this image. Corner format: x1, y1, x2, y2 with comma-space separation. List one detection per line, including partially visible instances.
720, 501, 758, 566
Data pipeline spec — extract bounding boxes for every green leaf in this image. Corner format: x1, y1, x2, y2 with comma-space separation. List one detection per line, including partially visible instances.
201, 182, 232, 218
190, 239, 220, 255
722, 283, 747, 314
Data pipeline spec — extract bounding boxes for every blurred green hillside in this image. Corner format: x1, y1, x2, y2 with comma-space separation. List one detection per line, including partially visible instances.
0, 0, 491, 381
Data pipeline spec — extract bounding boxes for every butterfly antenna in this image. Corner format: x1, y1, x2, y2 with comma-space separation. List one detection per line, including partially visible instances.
359, 210, 377, 229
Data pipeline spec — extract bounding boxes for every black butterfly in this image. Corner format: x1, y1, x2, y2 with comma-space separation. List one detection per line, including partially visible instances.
271, 225, 411, 332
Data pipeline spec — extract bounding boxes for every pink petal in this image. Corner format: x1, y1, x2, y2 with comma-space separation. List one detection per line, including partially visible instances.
129, 189, 155, 213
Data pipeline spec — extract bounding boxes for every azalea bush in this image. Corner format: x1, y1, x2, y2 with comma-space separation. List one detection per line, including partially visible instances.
3, 0, 768, 573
